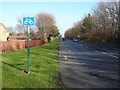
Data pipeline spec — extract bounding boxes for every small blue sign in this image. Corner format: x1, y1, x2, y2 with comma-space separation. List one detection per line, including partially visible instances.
23, 17, 34, 25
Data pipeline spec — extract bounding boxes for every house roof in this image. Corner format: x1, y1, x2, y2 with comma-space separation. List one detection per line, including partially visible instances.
8, 36, 28, 40
0, 23, 9, 33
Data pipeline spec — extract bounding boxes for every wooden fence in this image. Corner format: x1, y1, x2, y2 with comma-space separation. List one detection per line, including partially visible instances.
0, 40, 44, 53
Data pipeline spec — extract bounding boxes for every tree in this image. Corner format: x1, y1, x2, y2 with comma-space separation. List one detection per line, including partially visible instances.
7, 26, 16, 35
82, 14, 94, 32
49, 26, 59, 37
30, 30, 38, 40
9, 32, 15, 36
65, 28, 76, 39
15, 17, 28, 35
35, 13, 58, 40
92, 1, 119, 42
7, 26, 14, 32
65, 1, 119, 43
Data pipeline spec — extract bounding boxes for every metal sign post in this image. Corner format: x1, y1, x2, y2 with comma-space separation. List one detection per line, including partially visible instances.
27, 25, 30, 73
23, 17, 34, 74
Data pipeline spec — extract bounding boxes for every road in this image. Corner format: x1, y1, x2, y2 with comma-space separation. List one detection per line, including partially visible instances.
58, 39, 119, 88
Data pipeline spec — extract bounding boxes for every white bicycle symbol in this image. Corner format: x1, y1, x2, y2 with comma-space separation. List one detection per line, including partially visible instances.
24, 19, 33, 24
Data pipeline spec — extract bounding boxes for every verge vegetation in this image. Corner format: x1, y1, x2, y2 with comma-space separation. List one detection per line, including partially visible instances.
65, 2, 119, 48
2, 39, 64, 88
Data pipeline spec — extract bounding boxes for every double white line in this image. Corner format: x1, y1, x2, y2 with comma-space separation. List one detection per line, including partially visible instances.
102, 52, 118, 59
80, 44, 119, 59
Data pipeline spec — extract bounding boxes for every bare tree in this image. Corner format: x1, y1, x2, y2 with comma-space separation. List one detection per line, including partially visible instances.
6, 26, 17, 35
15, 16, 38, 39
93, 1, 119, 41
35, 13, 57, 40
6, 26, 14, 32
15, 17, 28, 35
65, 1, 119, 43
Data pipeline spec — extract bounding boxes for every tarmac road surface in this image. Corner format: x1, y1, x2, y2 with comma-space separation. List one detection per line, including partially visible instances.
58, 40, 119, 88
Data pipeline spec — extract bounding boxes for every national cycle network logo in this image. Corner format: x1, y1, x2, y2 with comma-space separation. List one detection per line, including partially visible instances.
23, 17, 34, 26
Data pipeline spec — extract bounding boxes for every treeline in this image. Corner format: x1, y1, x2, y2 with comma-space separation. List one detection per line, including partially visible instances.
7, 13, 60, 40
65, 2, 119, 43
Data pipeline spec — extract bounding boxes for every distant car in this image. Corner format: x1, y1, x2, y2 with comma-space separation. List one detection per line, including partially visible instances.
62, 37, 65, 41
73, 38, 78, 42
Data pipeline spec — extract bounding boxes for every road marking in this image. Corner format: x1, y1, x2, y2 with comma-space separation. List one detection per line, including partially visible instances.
85, 46, 118, 59
86, 84, 88, 87
102, 52, 118, 58
64, 56, 67, 60
80, 44, 83, 46
70, 40, 118, 59
69, 50, 71, 53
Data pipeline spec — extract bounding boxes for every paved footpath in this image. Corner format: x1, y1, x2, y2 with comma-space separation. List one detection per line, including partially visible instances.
58, 40, 119, 88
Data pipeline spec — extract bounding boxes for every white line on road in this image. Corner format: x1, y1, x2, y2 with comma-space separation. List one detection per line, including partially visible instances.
102, 52, 118, 59
85, 46, 118, 59
69, 50, 71, 53
80, 44, 83, 46
86, 84, 88, 87
64, 56, 67, 60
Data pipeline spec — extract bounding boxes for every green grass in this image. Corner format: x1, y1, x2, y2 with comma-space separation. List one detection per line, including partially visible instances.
2, 39, 64, 88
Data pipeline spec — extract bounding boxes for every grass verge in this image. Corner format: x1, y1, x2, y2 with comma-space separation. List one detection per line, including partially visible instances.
2, 39, 64, 88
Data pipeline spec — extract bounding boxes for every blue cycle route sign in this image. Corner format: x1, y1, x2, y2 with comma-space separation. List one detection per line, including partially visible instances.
23, 17, 34, 26
22, 17, 34, 74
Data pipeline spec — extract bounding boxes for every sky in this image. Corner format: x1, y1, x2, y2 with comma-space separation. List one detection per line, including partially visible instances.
0, 2, 97, 36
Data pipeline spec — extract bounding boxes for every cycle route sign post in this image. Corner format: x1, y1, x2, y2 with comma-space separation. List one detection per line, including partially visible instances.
23, 17, 34, 74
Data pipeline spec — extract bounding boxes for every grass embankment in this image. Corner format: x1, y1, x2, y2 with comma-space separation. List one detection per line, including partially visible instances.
2, 39, 63, 88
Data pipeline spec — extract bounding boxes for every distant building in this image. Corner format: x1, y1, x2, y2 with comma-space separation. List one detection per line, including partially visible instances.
0, 23, 9, 41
